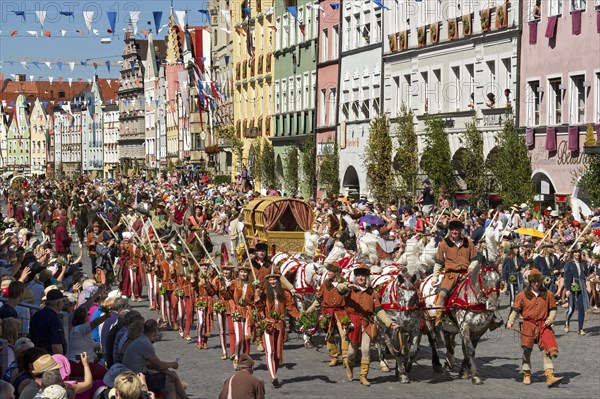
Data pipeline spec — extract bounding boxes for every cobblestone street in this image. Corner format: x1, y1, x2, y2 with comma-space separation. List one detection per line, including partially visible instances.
78, 234, 600, 399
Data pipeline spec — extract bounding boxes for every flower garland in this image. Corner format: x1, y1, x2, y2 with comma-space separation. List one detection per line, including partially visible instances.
195, 298, 208, 310
213, 301, 227, 313
448, 19, 456, 39
340, 316, 354, 335
174, 288, 185, 298
297, 311, 318, 333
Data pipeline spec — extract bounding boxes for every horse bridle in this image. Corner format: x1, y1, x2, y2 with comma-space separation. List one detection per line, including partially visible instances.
471, 266, 500, 301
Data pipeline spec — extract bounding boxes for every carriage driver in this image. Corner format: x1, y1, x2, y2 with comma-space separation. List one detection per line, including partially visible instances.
432, 217, 478, 327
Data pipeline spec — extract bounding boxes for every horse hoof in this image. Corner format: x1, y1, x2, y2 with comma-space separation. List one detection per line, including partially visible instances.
471, 376, 483, 385
458, 372, 470, 380
399, 375, 410, 384
433, 364, 444, 374
380, 364, 390, 373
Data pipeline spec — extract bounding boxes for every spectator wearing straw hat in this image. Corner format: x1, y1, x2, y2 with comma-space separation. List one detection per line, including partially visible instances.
218, 354, 264, 399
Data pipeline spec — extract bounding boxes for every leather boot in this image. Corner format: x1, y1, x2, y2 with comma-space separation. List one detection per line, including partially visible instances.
360, 361, 370, 386
327, 342, 339, 367
256, 336, 265, 352
523, 370, 531, 385
544, 368, 563, 387
343, 358, 353, 381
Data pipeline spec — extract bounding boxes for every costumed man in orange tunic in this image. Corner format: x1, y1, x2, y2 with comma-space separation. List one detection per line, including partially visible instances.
214, 262, 236, 360
306, 262, 349, 367
259, 272, 300, 388
179, 254, 197, 341
85, 222, 103, 275
339, 266, 397, 386
195, 260, 217, 350
507, 268, 563, 387
229, 262, 257, 370
158, 244, 177, 328
431, 217, 478, 327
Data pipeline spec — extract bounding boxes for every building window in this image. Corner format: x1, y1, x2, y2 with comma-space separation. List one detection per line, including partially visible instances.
403, 74, 412, 110
571, 0, 587, 11
527, 80, 541, 126
332, 25, 339, 59
321, 28, 329, 62
595, 72, 600, 122
570, 75, 586, 124
344, 16, 351, 51
361, 98, 370, 120
393, 76, 401, 116
320, 89, 327, 126
548, 0, 563, 16
329, 88, 336, 126
281, 79, 287, 113
451, 66, 461, 110
303, 73, 310, 110
295, 76, 302, 112
549, 78, 562, 126
375, 11, 382, 43
421, 71, 429, 113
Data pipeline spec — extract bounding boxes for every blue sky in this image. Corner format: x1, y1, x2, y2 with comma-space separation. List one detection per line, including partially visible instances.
0, 0, 215, 80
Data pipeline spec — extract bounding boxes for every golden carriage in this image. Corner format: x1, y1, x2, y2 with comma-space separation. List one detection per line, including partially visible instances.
242, 197, 313, 253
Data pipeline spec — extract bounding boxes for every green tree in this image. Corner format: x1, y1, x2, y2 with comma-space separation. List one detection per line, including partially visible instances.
300, 136, 316, 198
578, 155, 600, 207
216, 124, 243, 161
284, 146, 299, 196
494, 111, 533, 205
422, 115, 457, 195
261, 138, 276, 188
394, 104, 419, 200
248, 139, 262, 186
461, 117, 487, 208
318, 140, 340, 196
364, 114, 398, 203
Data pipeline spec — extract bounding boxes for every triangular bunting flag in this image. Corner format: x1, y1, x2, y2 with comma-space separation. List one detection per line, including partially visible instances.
43, 31, 51, 37
107, 79, 111, 86
92, 29, 99, 36
221, 10, 231, 29
49, 76, 54, 85
27, 31, 39, 37
36, 10, 46, 28
83, 11, 94, 31
29, 75, 34, 82
32, 61, 40, 69
69, 62, 75, 73
175, 10, 187, 29
265, 7, 274, 16
268, 25, 278, 31
372, 0, 391, 10
59, 11, 74, 19
68, 77, 73, 87
10, 30, 18, 37
130, 60, 135, 72
198, 9, 210, 21
107, 11, 117, 34
130, 11, 140, 35
45, 62, 52, 69
81, 61, 87, 67
57, 61, 63, 70
153, 11, 163, 34
13, 11, 26, 22
61, 29, 67, 36
20, 61, 28, 69
105, 60, 111, 74
287, 6, 298, 21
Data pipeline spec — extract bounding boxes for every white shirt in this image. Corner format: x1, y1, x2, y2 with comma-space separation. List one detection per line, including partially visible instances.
68, 323, 98, 362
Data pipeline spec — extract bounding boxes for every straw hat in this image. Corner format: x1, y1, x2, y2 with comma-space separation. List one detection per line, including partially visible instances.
32, 354, 62, 375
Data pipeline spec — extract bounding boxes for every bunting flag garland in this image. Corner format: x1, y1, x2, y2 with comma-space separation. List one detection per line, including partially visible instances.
80, 61, 87, 67
32, 62, 40, 69
13, 11, 26, 22
224, 55, 230, 65
83, 11, 94, 32
29, 75, 34, 82
287, 6, 298, 21
221, 10, 231, 29
49, 77, 54, 85
198, 9, 210, 21
57, 61, 63, 70
107, 11, 117, 34
299, 24, 306, 35
93, 62, 98, 71
69, 62, 75, 73
43, 31, 51, 37
61, 30, 67, 37
175, 10, 187, 29
372, 0, 391, 10
130, 11, 140, 35
36, 10, 47, 29
27, 31, 39, 37
59, 11, 74, 19
45, 62, 52, 69
153, 11, 163, 34
20, 61, 28, 70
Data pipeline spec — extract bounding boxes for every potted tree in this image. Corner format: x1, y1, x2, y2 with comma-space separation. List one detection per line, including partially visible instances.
496, 3, 508, 29
462, 14, 472, 36
388, 33, 397, 52
399, 31, 408, 50
448, 18, 457, 40
480, 8, 491, 32
583, 124, 600, 154
430, 22, 439, 43
417, 26, 426, 47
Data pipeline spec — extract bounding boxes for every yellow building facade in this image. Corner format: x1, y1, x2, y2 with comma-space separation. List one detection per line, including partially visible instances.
231, 0, 276, 189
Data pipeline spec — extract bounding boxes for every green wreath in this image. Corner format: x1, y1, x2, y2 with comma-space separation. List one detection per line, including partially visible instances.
497, 7, 505, 26
430, 25, 438, 42
448, 20, 456, 38
481, 10, 490, 30
463, 16, 471, 35
399, 32, 406, 48
417, 27, 425, 44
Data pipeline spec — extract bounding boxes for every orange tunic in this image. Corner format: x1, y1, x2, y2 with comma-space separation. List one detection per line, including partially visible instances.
511, 289, 559, 355
345, 287, 382, 344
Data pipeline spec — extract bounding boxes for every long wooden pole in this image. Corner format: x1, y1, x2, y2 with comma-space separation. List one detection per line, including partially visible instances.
194, 230, 222, 275
535, 219, 560, 251
98, 214, 119, 241
175, 231, 201, 269
238, 230, 258, 282
149, 222, 168, 257
566, 218, 594, 253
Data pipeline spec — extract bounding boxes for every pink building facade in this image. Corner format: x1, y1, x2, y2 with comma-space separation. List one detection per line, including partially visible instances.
519, 0, 600, 213
315, 0, 341, 198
